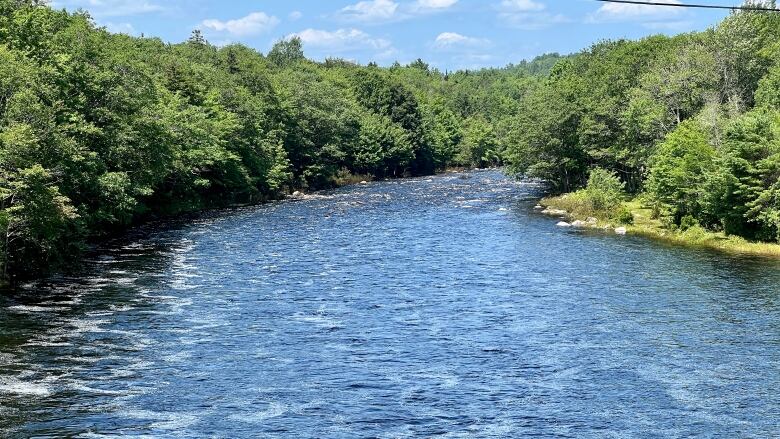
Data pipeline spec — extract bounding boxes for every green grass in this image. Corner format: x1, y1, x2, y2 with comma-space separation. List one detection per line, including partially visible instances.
542, 196, 780, 259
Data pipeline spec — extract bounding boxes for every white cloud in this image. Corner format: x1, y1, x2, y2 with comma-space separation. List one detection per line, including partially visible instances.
588, 0, 684, 22
496, 0, 568, 30
52, 0, 163, 17
338, 0, 399, 23
337, 0, 457, 23
293, 28, 393, 52
415, 0, 458, 10
499, 0, 545, 12
433, 32, 490, 49
103, 22, 135, 34
289, 11, 303, 21
202, 12, 279, 37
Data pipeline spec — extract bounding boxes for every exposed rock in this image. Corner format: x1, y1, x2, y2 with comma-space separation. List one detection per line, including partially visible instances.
572, 220, 587, 227
542, 208, 567, 216
556, 221, 572, 227
534, 205, 544, 210
291, 191, 303, 198
586, 217, 598, 224
615, 227, 628, 235
359, 181, 368, 185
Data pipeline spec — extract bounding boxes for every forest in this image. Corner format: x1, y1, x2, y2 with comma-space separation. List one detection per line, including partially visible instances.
1, 0, 780, 282
511, 0, 780, 245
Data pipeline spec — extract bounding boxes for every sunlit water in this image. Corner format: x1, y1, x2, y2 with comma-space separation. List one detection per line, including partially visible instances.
2, 170, 780, 438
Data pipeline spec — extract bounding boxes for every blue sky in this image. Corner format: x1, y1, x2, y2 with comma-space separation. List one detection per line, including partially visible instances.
49, 0, 737, 70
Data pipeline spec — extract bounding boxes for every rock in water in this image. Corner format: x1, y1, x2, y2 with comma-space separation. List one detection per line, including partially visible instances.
572, 220, 586, 227
359, 181, 368, 185
292, 191, 303, 198
615, 227, 628, 235
556, 222, 572, 227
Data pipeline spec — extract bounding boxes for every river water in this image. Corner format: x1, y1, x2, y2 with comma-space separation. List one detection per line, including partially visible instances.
1, 170, 779, 438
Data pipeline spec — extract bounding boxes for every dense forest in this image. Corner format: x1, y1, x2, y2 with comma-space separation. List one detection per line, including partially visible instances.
509, 0, 780, 243
0, 0, 560, 281
2, 0, 780, 282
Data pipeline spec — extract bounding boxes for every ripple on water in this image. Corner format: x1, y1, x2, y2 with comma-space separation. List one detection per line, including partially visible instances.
0, 378, 53, 397
1, 170, 780, 438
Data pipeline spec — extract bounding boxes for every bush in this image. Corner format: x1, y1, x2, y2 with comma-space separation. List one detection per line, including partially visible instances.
679, 215, 699, 231
616, 206, 634, 225
585, 168, 625, 212
542, 168, 629, 220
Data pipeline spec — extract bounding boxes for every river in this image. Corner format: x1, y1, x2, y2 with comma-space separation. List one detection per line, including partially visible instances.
1, 170, 779, 437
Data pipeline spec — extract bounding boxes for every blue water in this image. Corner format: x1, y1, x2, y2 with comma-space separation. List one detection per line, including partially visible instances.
1, 170, 780, 438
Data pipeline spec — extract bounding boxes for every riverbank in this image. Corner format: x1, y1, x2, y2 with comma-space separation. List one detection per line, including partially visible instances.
540, 196, 780, 259
0, 168, 479, 287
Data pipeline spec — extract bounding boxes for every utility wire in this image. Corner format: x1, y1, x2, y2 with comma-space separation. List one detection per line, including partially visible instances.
595, 0, 780, 12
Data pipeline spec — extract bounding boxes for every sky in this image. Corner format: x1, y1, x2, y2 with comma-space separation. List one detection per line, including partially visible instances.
48, 0, 739, 70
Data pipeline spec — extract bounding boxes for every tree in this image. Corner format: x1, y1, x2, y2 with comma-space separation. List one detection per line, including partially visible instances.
354, 112, 413, 177
458, 117, 500, 168
705, 110, 780, 239
268, 37, 304, 67
646, 120, 716, 224
1, 165, 78, 279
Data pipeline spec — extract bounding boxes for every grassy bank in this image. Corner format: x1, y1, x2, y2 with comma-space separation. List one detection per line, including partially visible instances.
540, 196, 780, 259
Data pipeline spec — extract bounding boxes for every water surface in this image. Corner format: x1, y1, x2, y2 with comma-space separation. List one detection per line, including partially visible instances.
2, 170, 780, 437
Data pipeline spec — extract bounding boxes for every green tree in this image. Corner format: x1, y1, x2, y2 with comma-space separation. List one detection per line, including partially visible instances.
646, 120, 716, 223
267, 37, 304, 67
457, 117, 500, 168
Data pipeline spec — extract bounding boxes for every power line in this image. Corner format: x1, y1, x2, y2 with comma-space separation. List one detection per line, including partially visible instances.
595, 0, 780, 12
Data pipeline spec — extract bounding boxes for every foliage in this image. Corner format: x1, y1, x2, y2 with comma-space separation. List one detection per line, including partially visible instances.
457, 117, 500, 168
584, 168, 626, 212
0, 1, 555, 281
6, 0, 780, 280
645, 120, 716, 224
616, 206, 634, 225
504, 4, 780, 245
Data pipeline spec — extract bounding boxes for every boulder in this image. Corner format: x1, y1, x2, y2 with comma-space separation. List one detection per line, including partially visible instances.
534, 205, 544, 210
615, 227, 628, 235
292, 191, 303, 198
556, 221, 572, 227
359, 181, 368, 185
586, 217, 598, 224
571, 220, 587, 227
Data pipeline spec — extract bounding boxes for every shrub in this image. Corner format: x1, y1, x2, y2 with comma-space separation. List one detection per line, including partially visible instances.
585, 168, 625, 212
616, 206, 634, 225
679, 215, 699, 231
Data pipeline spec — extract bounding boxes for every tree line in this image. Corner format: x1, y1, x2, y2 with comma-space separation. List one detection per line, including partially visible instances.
506, 0, 780, 242
4, 0, 779, 282
0, 0, 557, 281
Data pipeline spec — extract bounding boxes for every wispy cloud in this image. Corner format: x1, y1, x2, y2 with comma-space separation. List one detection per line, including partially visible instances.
103, 21, 135, 34
335, 0, 458, 24
201, 12, 279, 37
495, 0, 568, 30
51, 0, 164, 17
413, 0, 458, 11
292, 28, 393, 52
433, 32, 490, 50
337, 0, 400, 23
587, 0, 685, 22
499, 0, 545, 12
